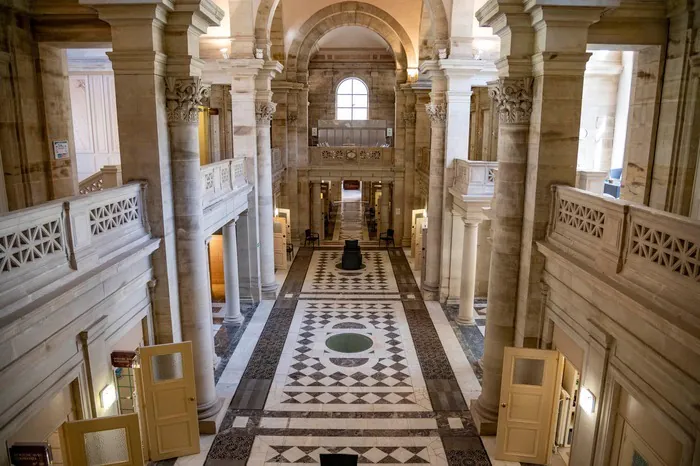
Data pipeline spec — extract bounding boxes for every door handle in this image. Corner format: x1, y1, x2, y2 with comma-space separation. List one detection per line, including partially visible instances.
189, 397, 195, 402
501, 403, 507, 408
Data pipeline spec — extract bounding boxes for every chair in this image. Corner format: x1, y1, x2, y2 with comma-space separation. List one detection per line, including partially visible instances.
341, 240, 362, 270
286, 242, 294, 261
304, 228, 320, 247
379, 228, 395, 247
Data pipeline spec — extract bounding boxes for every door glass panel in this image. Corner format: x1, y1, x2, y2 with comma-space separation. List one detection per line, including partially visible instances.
151, 352, 184, 382
84, 428, 128, 465
632, 451, 648, 466
513, 358, 545, 386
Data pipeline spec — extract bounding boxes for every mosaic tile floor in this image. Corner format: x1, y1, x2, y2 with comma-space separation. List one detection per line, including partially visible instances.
332, 200, 370, 241
204, 247, 490, 466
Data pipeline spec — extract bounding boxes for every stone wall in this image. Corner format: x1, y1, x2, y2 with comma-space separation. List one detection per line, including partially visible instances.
307, 50, 396, 132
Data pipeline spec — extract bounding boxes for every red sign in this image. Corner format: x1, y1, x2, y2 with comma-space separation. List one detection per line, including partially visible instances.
111, 350, 137, 368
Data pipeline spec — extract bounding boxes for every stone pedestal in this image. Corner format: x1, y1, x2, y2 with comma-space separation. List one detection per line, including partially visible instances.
223, 219, 244, 324
166, 77, 222, 422
457, 219, 479, 325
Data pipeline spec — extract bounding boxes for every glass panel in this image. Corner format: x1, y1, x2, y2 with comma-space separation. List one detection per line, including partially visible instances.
353, 94, 368, 108
513, 357, 545, 386
353, 108, 368, 121
326, 333, 374, 353
84, 428, 129, 466
632, 451, 649, 466
151, 352, 184, 382
353, 79, 368, 94
337, 79, 353, 94
337, 95, 352, 108
337, 108, 352, 120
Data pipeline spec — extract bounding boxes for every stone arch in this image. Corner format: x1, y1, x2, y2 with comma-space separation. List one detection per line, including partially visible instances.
254, 0, 449, 58
286, 3, 414, 77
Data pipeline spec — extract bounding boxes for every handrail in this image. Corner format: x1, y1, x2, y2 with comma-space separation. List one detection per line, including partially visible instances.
451, 159, 498, 197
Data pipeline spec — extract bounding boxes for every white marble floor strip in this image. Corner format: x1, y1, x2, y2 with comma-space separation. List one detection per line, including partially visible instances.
258, 417, 439, 430
424, 301, 482, 405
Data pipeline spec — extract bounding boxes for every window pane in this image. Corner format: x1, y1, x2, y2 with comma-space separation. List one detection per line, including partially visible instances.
337, 94, 352, 108
353, 79, 368, 94
353, 108, 368, 120
337, 108, 352, 120
151, 352, 184, 382
632, 451, 648, 466
353, 94, 368, 108
84, 428, 129, 466
338, 80, 353, 94
512, 358, 544, 386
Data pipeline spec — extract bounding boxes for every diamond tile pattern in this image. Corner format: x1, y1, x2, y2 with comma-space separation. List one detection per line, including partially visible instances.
266, 445, 430, 464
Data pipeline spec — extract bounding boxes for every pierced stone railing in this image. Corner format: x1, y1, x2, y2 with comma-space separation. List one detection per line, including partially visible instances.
416, 147, 430, 175
200, 158, 249, 210
0, 182, 153, 321
78, 165, 123, 195
545, 185, 700, 310
451, 159, 498, 198
272, 147, 284, 175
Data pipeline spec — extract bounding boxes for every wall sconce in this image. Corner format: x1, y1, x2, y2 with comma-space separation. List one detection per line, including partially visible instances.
407, 68, 419, 82
255, 48, 264, 59
100, 384, 117, 409
274, 207, 279, 217
220, 48, 229, 60
579, 387, 596, 414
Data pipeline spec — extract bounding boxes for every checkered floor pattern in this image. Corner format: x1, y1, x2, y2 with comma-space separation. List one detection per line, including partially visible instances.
266, 445, 431, 464
307, 251, 391, 291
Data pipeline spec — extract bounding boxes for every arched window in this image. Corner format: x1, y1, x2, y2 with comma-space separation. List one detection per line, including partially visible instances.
336, 78, 368, 120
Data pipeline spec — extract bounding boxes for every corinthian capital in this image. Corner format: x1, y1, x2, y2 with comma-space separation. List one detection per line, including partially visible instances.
402, 111, 416, 128
489, 77, 533, 124
425, 103, 447, 125
256, 101, 277, 124
165, 77, 210, 124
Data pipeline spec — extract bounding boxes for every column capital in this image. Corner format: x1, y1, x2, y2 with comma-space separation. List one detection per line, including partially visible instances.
165, 76, 210, 123
425, 103, 447, 125
488, 77, 533, 124
531, 52, 591, 77
255, 101, 277, 124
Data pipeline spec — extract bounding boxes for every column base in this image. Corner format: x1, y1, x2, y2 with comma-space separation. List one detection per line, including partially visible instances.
469, 398, 499, 435
455, 315, 476, 326
421, 283, 439, 301
224, 312, 245, 325
261, 282, 278, 299
446, 296, 460, 306
197, 397, 226, 435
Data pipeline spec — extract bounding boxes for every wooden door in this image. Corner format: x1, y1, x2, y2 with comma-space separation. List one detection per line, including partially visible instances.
138, 342, 199, 460
496, 347, 563, 464
274, 217, 288, 269
62, 414, 143, 466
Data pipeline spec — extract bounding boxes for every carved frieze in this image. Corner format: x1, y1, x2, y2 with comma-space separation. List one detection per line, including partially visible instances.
488, 78, 533, 124
425, 103, 447, 125
256, 101, 277, 124
165, 77, 210, 124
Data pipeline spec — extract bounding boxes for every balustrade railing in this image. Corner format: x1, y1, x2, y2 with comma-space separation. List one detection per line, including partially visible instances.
0, 183, 151, 319
416, 147, 430, 175
201, 158, 249, 209
546, 186, 700, 309
451, 159, 498, 197
78, 165, 122, 194
272, 148, 284, 175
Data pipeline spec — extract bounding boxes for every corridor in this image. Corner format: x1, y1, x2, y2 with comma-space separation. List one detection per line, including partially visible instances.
204, 247, 488, 465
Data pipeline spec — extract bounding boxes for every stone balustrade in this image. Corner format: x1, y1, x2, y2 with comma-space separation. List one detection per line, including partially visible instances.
0, 182, 156, 322
78, 165, 123, 195
201, 158, 249, 210
272, 147, 284, 176
545, 185, 700, 311
451, 159, 498, 198
416, 147, 430, 175
309, 146, 393, 167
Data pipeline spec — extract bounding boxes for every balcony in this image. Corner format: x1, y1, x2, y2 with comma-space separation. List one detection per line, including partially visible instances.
450, 159, 498, 199
200, 158, 254, 236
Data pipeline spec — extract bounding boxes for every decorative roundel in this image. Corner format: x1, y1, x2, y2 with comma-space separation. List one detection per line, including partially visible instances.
346, 151, 357, 160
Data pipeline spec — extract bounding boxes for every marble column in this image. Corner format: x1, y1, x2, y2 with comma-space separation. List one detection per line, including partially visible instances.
255, 100, 278, 298
223, 218, 243, 325
380, 182, 391, 232
448, 211, 465, 303
166, 77, 222, 421
457, 219, 480, 325
236, 211, 260, 305
470, 77, 532, 434
422, 102, 447, 299
312, 181, 322, 239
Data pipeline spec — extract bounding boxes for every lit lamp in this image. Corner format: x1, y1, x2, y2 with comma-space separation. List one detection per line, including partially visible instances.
274, 207, 279, 217
579, 388, 596, 414
407, 68, 419, 82
100, 384, 117, 409
220, 48, 230, 59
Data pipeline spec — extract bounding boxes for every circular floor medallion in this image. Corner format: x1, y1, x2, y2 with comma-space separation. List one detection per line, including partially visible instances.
325, 333, 373, 353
